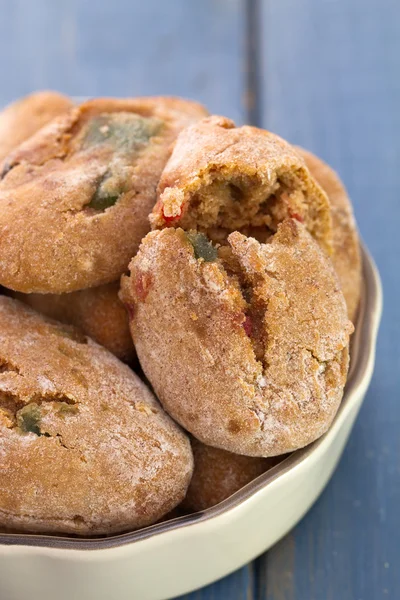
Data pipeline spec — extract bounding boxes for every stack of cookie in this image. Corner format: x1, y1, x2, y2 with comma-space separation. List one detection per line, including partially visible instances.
0, 93, 361, 535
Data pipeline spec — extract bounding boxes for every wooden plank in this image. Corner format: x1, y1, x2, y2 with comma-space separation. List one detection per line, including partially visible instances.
0, 0, 256, 598
177, 565, 255, 600
0, 0, 246, 124
258, 1, 400, 599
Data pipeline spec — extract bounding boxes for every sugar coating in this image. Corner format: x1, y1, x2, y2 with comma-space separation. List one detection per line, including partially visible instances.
16, 281, 135, 363
0, 91, 73, 162
296, 147, 362, 322
0, 297, 193, 536
150, 115, 333, 255
120, 222, 353, 457
0, 97, 208, 293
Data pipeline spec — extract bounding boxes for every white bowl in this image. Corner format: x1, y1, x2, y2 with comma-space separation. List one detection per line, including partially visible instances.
0, 245, 382, 600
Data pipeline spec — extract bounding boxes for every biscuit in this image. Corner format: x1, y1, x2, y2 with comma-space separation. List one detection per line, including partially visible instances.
295, 148, 362, 322
0, 97, 207, 293
15, 281, 134, 363
120, 222, 353, 457
0, 90, 73, 161
182, 438, 279, 512
150, 116, 332, 254
0, 297, 193, 535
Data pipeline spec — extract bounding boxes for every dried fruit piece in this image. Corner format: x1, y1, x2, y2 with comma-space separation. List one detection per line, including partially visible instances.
124, 302, 135, 320
81, 113, 163, 153
135, 270, 153, 302
17, 403, 42, 436
185, 232, 218, 262
83, 115, 164, 212
290, 212, 304, 223
88, 191, 119, 211
242, 315, 253, 337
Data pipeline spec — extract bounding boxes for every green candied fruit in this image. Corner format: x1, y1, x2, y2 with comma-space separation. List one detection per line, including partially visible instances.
81, 113, 164, 154
87, 170, 123, 210
185, 232, 218, 262
88, 190, 119, 210
17, 403, 42, 436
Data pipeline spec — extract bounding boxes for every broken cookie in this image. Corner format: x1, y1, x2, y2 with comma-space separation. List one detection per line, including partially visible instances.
150, 115, 332, 254
120, 222, 353, 457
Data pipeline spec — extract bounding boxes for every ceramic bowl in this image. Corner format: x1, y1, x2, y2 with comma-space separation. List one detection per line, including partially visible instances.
0, 244, 382, 600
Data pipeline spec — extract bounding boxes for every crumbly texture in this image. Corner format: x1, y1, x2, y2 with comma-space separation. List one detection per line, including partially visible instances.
296, 147, 362, 322
15, 281, 135, 363
0, 91, 73, 162
181, 438, 280, 512
0, 297, 193, 536
150, 116, 332, 254
0, 97, 208, 293
120, 222, 353, 457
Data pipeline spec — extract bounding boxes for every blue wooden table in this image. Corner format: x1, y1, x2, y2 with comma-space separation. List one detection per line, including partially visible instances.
0, 1, 398, 598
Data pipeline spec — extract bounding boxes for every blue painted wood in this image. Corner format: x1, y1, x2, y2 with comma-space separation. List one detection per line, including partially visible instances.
258, 1, 400, 599
178, 564, 255, 600
0, 0, 246, 124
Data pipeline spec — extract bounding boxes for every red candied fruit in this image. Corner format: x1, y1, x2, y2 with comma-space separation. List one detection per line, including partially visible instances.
162, 205, 182, 223
124, 302, 135, 320
134, 270, 153, 302
289, 212, 304, 223
243, 315, 253, 337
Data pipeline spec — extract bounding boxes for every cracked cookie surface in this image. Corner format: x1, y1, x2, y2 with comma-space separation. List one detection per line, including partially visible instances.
120, 221, 353, 457
0, 297, 193, 535
0, 97, 207, 293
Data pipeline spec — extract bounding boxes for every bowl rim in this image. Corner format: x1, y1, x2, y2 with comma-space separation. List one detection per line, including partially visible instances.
0, 243, 382, 551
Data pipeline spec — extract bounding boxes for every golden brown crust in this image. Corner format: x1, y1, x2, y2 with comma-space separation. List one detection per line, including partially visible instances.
120, 222, 353, 457
0, 296, 193, 535
295, 147, 362, 322
0, 97, 207, 293
15, 281, 135, 363
0, 91, 73, 162
150, 116, 332, 254
182, 439, 280, 511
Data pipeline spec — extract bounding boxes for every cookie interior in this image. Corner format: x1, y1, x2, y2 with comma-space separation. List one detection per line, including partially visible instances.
164, 167, 326, 248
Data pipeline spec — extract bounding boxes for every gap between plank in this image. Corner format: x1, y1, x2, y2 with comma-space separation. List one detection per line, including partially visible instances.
245, 0, 262, 126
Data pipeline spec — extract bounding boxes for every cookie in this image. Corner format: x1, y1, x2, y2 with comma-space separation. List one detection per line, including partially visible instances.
15, 281, 134, 363
295, 147, 362, 322
120, 221, 353, 457
0, 90, 73, 161
150, 116, 332, 254
0, 97, 207, 293
182, 438, 279, 512
0, 297, 193, 535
